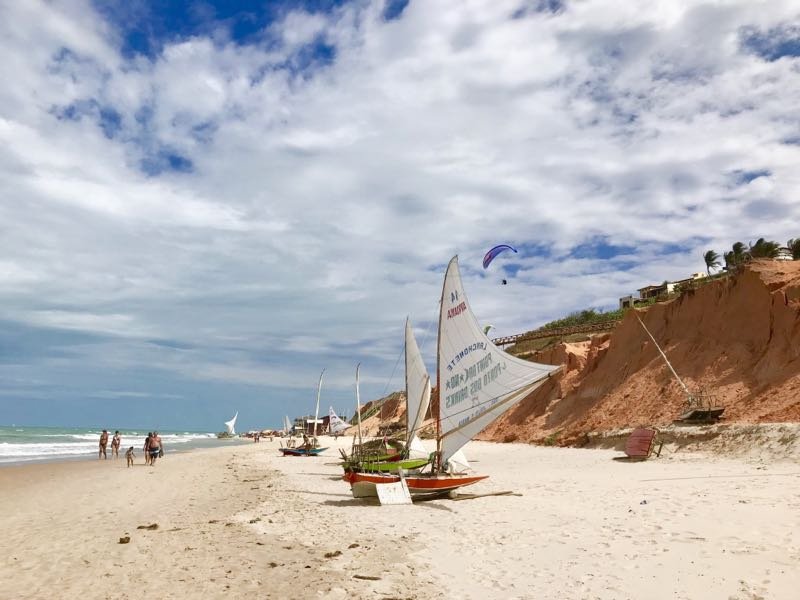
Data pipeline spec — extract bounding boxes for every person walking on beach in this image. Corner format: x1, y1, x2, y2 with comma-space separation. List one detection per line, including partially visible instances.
99, 429, 108, 459
111, 431, 121, 458
149, 431, 162, 465
143, 433, 152, 465
125, 446, 135, 467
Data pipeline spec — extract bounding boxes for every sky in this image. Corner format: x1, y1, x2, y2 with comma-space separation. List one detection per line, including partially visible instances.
2, 0, 799, 431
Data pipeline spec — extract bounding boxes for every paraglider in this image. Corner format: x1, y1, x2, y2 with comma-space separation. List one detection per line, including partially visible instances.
482, 244, 517, 269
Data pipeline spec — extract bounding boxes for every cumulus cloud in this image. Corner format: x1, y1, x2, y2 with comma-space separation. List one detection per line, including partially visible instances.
2, 0, 800, 427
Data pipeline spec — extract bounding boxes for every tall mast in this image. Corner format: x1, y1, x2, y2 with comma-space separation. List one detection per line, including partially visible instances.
355, 363, 363, 446
404, 317, 410, 443
434, 259, 450, 472
313, 369, 325, 438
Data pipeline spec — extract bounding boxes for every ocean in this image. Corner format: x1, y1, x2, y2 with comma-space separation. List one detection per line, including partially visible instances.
0, 425, 250, 466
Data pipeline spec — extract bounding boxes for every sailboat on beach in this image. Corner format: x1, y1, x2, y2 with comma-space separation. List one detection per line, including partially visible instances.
343, 319, 432, 496
279, 370, 329, 456
346, 256, 561, 497
341, 326, 432, 485
328, 407, 350, 436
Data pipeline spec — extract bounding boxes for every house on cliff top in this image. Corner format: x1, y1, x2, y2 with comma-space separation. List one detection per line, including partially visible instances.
619, 272, 707, 309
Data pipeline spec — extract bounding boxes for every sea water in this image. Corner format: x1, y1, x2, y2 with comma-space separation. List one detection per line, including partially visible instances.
0, 425, 248, 466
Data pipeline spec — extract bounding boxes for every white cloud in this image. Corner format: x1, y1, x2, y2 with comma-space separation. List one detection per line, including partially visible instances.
2, 0, 800, 419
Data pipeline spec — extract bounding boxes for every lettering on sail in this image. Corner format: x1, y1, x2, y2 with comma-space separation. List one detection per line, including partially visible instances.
445, 386, 469, 409
446, 301, 467, 319
445, 352, 507, 410
445, 342, 487, 372
445, 352, 494, 390
457, 396, 502, 427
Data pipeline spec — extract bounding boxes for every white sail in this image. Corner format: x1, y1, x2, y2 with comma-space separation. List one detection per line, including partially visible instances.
407, 435, 429, 460
224, 411, 238, 436
445, 449, 470, 473
283, 415, 292, 435
437, 256, 560, 464
405, 318, 431, 446
313, 369, 325, 438
328, 407, 349, 434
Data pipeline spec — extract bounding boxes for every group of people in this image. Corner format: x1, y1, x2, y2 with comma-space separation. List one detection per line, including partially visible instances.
98, 430, 163, 467
98, 429, 121, 460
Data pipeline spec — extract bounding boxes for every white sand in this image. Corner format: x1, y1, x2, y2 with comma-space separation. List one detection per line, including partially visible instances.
1, 437, 799, 599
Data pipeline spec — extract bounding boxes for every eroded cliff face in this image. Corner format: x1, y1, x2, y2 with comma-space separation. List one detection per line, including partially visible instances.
477, 259, 800, 445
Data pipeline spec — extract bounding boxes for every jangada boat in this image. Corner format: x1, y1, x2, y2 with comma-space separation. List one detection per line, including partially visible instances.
328, 406, 350, 436
341, 319, 434, 478
279, 369, 328, 457
344, 255, 561, 498
279, 446, 327, 456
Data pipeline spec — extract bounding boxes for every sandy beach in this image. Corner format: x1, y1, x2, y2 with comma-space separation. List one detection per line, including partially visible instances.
1, 437, 799, 599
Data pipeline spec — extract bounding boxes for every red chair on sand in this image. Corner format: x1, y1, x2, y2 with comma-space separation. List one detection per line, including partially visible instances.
618, 427, 662, 461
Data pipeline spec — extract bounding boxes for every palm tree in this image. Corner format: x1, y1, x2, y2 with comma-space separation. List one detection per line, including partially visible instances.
724, 242, 748, 270
732, 241, 748, 263
788, 238, 800, 260
703, 250, 720, 275
749, 238, 780, 259
723, 250, 735, 270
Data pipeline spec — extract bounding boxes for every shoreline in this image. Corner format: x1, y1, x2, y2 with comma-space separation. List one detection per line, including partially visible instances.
0, 435, 253, 469
2, 437, 798, 599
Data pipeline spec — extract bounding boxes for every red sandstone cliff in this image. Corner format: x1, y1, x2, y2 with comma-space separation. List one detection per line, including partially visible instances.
477, 259, 800, 445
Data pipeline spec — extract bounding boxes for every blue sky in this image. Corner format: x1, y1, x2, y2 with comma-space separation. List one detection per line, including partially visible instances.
2, 0, 800, 431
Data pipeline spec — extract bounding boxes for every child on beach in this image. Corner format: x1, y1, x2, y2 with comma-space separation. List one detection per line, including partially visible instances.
125, 447, 135, 467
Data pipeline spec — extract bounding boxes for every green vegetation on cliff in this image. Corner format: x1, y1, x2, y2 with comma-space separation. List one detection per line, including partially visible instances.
538, 308, 624, 332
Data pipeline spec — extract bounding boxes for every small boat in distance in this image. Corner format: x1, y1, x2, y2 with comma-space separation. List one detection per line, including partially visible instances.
217, 411, 239, 438
328, 407, 349, 436
225, 411, 238, 435
279, 370, 328, 457
279, 446, 327, 456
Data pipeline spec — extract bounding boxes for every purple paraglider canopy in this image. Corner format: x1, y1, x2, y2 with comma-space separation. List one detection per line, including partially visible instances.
482, 244, 518, 269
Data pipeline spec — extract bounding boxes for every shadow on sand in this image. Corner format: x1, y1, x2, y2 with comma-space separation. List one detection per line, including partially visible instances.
286, 489, 352, 498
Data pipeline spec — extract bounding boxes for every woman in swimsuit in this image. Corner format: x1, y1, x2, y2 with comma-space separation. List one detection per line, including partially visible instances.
111, 431, 121, 458
99, 430, 108, 460
143, 433, 152, 466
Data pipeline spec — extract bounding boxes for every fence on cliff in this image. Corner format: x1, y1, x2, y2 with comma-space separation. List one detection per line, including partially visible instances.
491, 319, 622, 348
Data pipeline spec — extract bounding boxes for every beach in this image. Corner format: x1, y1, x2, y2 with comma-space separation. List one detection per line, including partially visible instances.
1, 437, 799, 599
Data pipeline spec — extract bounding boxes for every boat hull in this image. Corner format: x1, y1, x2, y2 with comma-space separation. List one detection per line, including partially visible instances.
344, 471, 488, 497
279, 447, 328, 456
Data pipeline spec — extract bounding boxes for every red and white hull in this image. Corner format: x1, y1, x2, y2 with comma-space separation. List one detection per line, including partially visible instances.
344, 471, 488, 498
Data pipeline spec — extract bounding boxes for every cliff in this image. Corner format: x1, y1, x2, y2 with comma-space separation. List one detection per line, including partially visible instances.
478, 259, 800, 445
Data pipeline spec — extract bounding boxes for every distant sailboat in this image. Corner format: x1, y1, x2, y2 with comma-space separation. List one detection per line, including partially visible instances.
347, 256, 560, 497
283, 415, 292, 436
328, 407, 349, 435
224, 411, 238, 436
279, 370, 329, 456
